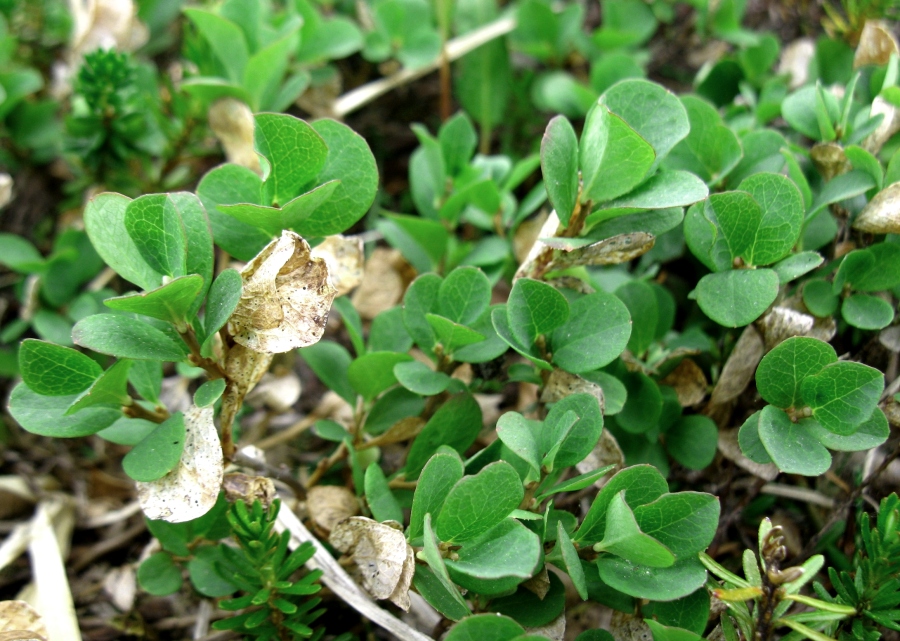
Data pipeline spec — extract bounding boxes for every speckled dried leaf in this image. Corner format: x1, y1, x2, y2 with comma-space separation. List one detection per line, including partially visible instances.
810, 143, 850, 182
329, 516, 415, 609
223, 473, 276, 507
541, 369, 605, 412
307, 485, 359, 533
136, 405, 223, 523
0, 601, 47, 641
709, 325, 765, 406
756, 306, 816, 350
350, 248, 414, 319
225, 343, 274, 397
229, 231, 338, 354
610, 610, 652, 641
853, 181, 900, 235
660, 358, 708, 407
543, 232, 656, 270
311, 235, 365, 296
854, 20, 899, 68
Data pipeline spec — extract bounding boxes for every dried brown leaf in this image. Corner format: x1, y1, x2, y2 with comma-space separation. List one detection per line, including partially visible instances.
223, 473, 276, 507
659, 358, 708, 407
0, 601, 47, 641
522, 565, 551, 599
311, 235, 365, 297
0, 174, 11, 210
811, 143, 850, 181
576, 429, 625, 484
853, 181, 900, 234
526, 612, 566, 641
610, 610, 652, 641
709, 325, 765, 406
388, 545, 416, 611
854, 20, 899, 68
541, 369, 605, 412
229, 231, 338, 354
546, 276, 595, 294
225, 343, 274, 398
543, 233, 656, 271
308, 485, 359, 533
102, 566, 136, 612
717, 429, 779, 481
756, 306, 815, 350
208, 98, 261, 174
136, 405, 223, 523
864, 97, 900, 154
351, 248, 414, 319
364, 416, 425, 449
330, 516, 414, 608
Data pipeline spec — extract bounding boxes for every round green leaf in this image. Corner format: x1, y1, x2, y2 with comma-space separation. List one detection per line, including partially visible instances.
737, 172, 804, 266
122, 412, 186, 482
616, 280, 658, 356
596, 556, 707, 601
755, 336, 837, 409
546, 393, 604, 469
801, 361, 884, 435
617, 372, 662, 434
737, 411, 773, 464
507, 278, 570, 346
802, 279, 839, 317
394, 360, 451, 396
541, 115, 580, 226
96, 417, 158, 445
188, 545, 238, 597
807, 408, 889, 452
18, 339, 103, 396
598, 491, 675, 568
104, 275, 205, 326
551, 292, 631, 373
72, 314, 189, 361
841, 293, 895, 330
665, 415, 717, 470
695, 269, 779, 327
436, 461, 524, 543
438, 266, 492, 325
444, 614, 525, 641
194, 379, 226, 407
254, 113, 328, 206
347, 351, 413, 400
757, 405, 831, 476
446, 519, 542, 592
8, 382, 121, 438
491, 571, 566, 627
138, 552, 184, 596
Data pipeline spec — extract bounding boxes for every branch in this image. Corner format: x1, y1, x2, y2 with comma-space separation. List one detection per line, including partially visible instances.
332, 15, 516, 118
276, 507, 434, 641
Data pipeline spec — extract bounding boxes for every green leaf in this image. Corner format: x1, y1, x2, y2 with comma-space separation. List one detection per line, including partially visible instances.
394, 361, 451, 396
601, 170, 709, 212
756, 336, 837, 409
405, 393, 483, 478
195, 164, 271, 262
254, 113, 328, 206
297, 119, 378, 236
73, 314, 189, 361
551, 291, 631, 373
834, 244, 900, 293
544, 393, 604, 469
808, 408, 889, 451
104, 275, 205, 326
601, 79, 690, 169
18, 339, 102, 396
536, 466, 615, 502
453, 305, 509, 363
201, 269, 243, 352
808, 170, 876, 219
409, 449, 465, 541
138, 552, 184, 596
665, 415, 718, 470
188, 545, 238, 597
444, 614, 525, 641
300, 340, 355, 404
597, 556, 707, 601
67, 360, 133, 414
556, 520, 588, 599
616, 280, 658, 355
633, 492, 719, 558
650, 589, 710, 636
758, 405, 831, 475
347, 351, 413, 401
365, 463, 403, 523
492, 307, 552, 370
597, 491, 675, 567
0, 233, 45, 273
243, 30, 300, 111
842, 293, 895, 330
496, 412, 541, 474
438, 266, 492, 325
801, 361, 883, 434
737, 173, 804, 265
491, 572, 566, 626
436, 461, 524, 543
84, 193, 162, 291
129, 361, 162, 404
803, 279, 840, 317
96, 417, 157, 446
695, 269, 779, 327
194, 379, 226, 408
218, 180, 339, 236
426, 314, 486, 352
507, 278, 569, 346
403, 273, 442, 351
666, 95, 741, 184
123, 412, 186, 482
772, 251, 823, 284
737, 410, 773, 464
440, 112, 478, 176
369, 307, 414, 353
446, 519, 541, 590
576, 465, 669, 544
541, 115, 580, 226
8, 383, 121, 438
184, 8, 249, 82
580, 105, 656, 204
645, 619, 704, 641
124, 195, 187, 278
616, 371, 662, 434
580, 370, 627, 415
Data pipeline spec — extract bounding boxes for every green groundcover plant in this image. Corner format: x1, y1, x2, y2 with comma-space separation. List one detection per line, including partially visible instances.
3, 0, 900, 640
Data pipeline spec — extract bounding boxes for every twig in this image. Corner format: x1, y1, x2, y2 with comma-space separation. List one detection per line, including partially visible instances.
275, 507, 434, 641
254, 413, 320, 450
332, 15, 516, 118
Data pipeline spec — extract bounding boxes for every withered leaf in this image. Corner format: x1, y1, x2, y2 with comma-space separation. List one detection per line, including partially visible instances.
223, 473, 276, 507
541, 369, 605, 412
526, 612, 566, 641
810, 143, 850, 182
659, 358, 708, 407
350, 248, 414, 319
307, 485, 359, 533
756, 306, 815, 350
229, 231, 338, 354
777, 38, 815, 89
225, 343, 274, 398
709, 325, 765, 406
311, 235, 364, 297
0, 600, 47, 641
542, 232, 655, 271
136, 405, 223, 523
853, 181, 900, 235
576, 429, 624, 484
854, 20, 899, 68
717, 429, 779, 481
330, 516, 415, 610
208, 98, 261, 174
246, 371, 302, 412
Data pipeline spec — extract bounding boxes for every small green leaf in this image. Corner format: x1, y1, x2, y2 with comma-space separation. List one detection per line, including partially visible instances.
576, 465, 669, 544
405, 393, 482, 478
496, 412, 541, 475
187, 545, 238, 597
645, 619, 704, 641
492, 307, 552, 370
202, 269, 242, 351
19, 339, 102, 396
737, 172, 804, 266
596, 556, 707, 601
66, 359, 133, 414
616, 280, 658, 355
438, 266, 492, 325
738, 410, 773, 464
403, 273, 441, 351
842, 294, 895, 330
124, 194, 187, 278
8, 383, 121, 438
445, 519, 542, 590
803, 279, 840, 317
194, 379, 226, 408
122, 412, 186, 482
195, 164, 271, 262
394, 361, 451, 396
695, 269, 779, 327
600, 170, 708, 212
536, 466, 615, 502
801, 361, 883, 434
808, 408, 889, 451
597, 491, 675, 567
184, 8, 248, 82
365, 463, 403, 523
138, 552, 184, 596
300, 340, 355, 404
96, 417, 158, 446
550, 291, 631, 373
347, 351, 413, 401
557, 520, 588, 599
254, 113, 328, 206
756, 336, 837, 409
444, 614, 525, 641
541, 115, 580, 226
758, 405, 831, 475
665, 415, 718, 470
772, 251, 823, 284
73, 314, 189, 361
507, 278, 569, 346
633, 492, 719, 558
834, 244, 900, 293
426, 314, 486, 352
616, 371, 662, 434
490, 572, 566, 627
440, 112, 477, 176
544, 393, 604, 469
218, 181, 339, 236
0, 233, 45, 273
580, 105, 655, 204
408, 449, 464, 541
436, 461, 524, 543
104, 275, 205, 326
